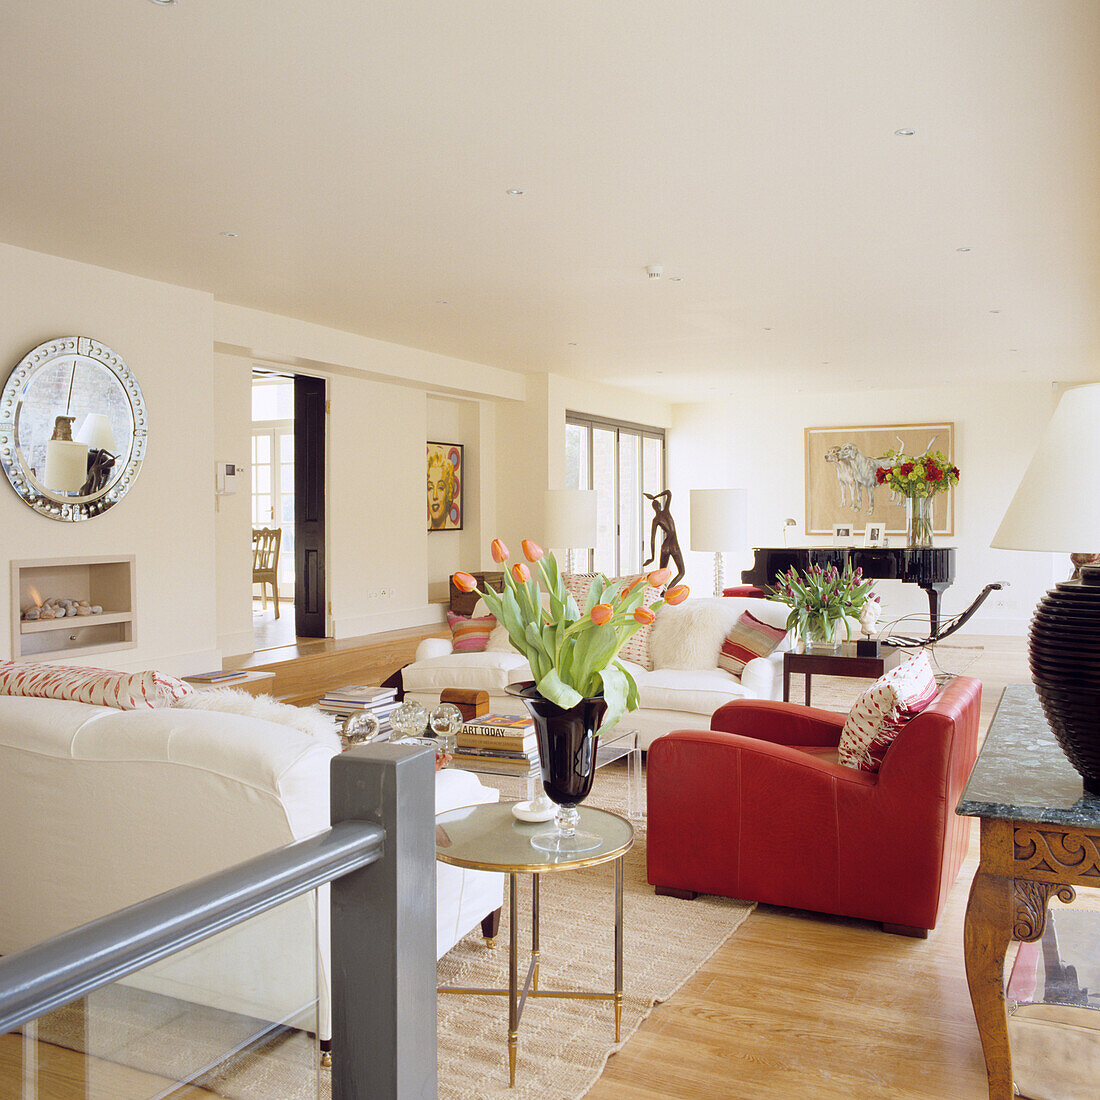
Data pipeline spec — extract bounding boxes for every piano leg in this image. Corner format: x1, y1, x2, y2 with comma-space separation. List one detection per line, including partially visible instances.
921, 583, 950, 637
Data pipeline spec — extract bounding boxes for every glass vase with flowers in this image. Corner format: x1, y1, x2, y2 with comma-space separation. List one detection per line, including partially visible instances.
453, 539, 688, 852
875, 449, 959, 549
767, 561, 878, 653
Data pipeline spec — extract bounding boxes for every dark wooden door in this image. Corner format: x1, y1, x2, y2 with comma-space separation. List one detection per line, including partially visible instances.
294, 375, 326, 637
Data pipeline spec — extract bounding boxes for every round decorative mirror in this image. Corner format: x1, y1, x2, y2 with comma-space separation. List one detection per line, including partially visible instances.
0, 337, 147, 521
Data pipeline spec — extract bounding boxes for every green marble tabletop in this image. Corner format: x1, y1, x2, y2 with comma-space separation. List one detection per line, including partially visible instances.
956, 683, 1100, 827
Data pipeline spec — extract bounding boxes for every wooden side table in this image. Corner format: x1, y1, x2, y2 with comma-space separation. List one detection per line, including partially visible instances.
956, 684, 1100, 1099
782, 643, 902, 704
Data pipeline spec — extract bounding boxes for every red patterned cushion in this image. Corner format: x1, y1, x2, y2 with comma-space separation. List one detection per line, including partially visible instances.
0, 661, 194, 710
837, 650, 938, 772
561, 574, 659, 670
717, 611, 788, 676
447, 612, 496, 653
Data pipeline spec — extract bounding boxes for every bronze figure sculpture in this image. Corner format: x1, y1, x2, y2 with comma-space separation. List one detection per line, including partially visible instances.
642, 489, 685, 588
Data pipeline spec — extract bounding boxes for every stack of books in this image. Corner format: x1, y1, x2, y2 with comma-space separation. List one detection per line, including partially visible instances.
318, 684, 399, 735
451, 714, 539, 771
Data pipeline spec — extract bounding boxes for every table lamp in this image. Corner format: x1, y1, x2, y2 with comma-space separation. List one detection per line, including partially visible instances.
690, 488, 748, 597
74, 413, 117, 455
992, 382, 1100, 791
543, 489, 598, 575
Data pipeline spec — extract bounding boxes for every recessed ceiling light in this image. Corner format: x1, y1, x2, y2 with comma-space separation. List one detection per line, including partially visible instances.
219, 231, 238, 238
436, 299, 448, 305
1009, 348, 1019, 352
506, 188, 525, 195
956, 246, 972, 252
989, 309, 1001, 314
148, 0, 177, 5
567, 342, 577, 347
669, 276, 683, 282
894, 128, 916, 136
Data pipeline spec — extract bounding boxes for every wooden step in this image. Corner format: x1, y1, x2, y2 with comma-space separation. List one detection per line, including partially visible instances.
224, 623, 445, 706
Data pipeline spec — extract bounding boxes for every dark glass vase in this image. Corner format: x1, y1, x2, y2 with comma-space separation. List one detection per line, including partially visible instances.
1029, 564, 1100, 792
507, 682, 607, 854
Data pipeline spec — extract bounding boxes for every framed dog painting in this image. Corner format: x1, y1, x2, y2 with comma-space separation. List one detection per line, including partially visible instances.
805, 423, 954, 537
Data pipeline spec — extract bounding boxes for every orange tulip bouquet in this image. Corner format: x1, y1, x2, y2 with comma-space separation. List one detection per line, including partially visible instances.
453, 538, 688, 732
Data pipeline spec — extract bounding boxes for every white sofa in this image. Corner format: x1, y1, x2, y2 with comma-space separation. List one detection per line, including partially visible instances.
0, 694, 503, 1044
402, 595, 800, 750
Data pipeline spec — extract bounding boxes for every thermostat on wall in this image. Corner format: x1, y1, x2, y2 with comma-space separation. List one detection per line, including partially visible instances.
215, 461, 238, 495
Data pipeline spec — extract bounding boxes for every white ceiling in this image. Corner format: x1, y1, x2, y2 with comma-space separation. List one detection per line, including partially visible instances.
2, 1, 1098, 399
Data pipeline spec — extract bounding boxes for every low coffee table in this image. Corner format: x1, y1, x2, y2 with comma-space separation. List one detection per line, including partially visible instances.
453, 724, 644, 821
436, 802, 633, 1087
782, 643, 902, 704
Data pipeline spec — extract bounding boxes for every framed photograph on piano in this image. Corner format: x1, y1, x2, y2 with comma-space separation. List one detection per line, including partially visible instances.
805, 422, 955, 538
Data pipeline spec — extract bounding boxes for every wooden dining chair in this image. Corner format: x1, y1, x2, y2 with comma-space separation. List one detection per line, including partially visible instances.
252, 527, 282, 618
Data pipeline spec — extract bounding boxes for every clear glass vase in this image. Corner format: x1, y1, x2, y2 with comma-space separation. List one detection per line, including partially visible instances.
906, 494, 934, 549
802, 615, 841, 653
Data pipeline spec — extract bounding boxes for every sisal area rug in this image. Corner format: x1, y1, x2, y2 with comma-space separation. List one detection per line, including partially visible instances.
28, 764, 755, 1100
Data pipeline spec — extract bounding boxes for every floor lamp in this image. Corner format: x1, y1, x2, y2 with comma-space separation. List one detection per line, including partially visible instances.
690, 488, 748, 597
544, 489, 598, 575
992, 382, 1100, 790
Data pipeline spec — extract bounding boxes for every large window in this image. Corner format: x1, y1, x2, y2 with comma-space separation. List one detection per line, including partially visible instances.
565, 414, 665, 576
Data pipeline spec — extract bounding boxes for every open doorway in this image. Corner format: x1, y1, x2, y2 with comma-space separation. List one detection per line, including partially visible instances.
251, 373, 297, 649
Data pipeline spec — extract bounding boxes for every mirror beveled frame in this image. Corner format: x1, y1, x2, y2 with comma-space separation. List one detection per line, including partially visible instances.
0, 336, 147, 522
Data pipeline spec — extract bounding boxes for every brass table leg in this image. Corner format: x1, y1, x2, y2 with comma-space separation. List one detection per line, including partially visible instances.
532, 873, 541, 992
614, 855, 623, 1042
508, 871, 518, 1088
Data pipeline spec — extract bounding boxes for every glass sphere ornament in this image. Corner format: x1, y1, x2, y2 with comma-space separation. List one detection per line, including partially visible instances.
391, 700, 428, 741
342, 711, 380, 747
429, 702, 463, 754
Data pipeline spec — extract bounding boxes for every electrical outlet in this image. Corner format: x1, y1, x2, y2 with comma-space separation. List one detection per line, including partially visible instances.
380, 586, 393, 598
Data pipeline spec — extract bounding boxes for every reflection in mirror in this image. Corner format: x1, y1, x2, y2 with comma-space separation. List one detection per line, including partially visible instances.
0, 337, 146, 522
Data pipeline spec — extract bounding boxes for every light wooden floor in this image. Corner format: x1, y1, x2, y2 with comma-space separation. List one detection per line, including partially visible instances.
589, 634, 1027, 1100
2, 634, 1027, 1098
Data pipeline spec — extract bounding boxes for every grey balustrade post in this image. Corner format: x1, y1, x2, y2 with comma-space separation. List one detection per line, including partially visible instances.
330, 742, 437, 1100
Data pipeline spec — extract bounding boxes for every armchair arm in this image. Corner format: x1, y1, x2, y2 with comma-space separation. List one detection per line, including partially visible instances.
414, 636, 454, 661
738, 649, 785, 700
709, 699, 845, 747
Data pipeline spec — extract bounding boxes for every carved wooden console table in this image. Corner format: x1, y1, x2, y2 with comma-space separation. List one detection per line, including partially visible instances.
956, 683, 1100, 1099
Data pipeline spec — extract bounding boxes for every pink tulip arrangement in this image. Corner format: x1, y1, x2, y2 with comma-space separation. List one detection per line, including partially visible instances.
454, 540, 688, 731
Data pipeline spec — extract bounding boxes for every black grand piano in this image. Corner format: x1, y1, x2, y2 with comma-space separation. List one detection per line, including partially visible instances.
741, 546, 957, 635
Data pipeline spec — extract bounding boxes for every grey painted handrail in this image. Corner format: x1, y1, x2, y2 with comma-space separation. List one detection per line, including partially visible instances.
0, 819, 383, 1035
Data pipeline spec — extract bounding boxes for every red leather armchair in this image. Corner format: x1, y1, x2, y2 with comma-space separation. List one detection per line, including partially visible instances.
646, 676, 981, 936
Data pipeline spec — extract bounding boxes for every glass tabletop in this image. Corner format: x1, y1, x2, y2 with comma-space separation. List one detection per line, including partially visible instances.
435, 802, 633, 873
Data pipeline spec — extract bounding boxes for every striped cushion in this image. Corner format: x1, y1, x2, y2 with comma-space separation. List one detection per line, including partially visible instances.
717, 611, 787, 676
0, 661, 194, 710
837, 650, 938, 772
447, 612, 497, 653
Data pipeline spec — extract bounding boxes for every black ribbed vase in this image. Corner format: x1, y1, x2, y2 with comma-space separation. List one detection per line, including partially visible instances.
506, 682, 607, 853
1030, 563, 1100, 792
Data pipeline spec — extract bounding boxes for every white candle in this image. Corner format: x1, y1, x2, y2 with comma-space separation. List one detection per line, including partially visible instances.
44, 440, 88, 492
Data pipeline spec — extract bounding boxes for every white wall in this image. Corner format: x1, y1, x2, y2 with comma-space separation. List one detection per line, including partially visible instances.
669, 380, 1074, 635
212, 352, 255, 657
0, 243, 219, 672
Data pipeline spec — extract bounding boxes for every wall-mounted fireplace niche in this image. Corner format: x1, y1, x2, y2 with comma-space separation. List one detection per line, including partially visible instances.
11, 556, 135, 660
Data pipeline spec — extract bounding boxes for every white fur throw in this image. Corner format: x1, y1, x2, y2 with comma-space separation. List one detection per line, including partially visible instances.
649, 598, 744, 670
174, 688, 342, 750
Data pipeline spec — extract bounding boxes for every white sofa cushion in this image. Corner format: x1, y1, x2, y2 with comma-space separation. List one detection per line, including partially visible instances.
401, 650, 531, 695
634, 666, 754, 716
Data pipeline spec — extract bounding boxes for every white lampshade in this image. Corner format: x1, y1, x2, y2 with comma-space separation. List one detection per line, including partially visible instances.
992, 383, 1100, 552
74, 413, 117, 453
543, 489, 598, 549
690, 489, 748, 552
